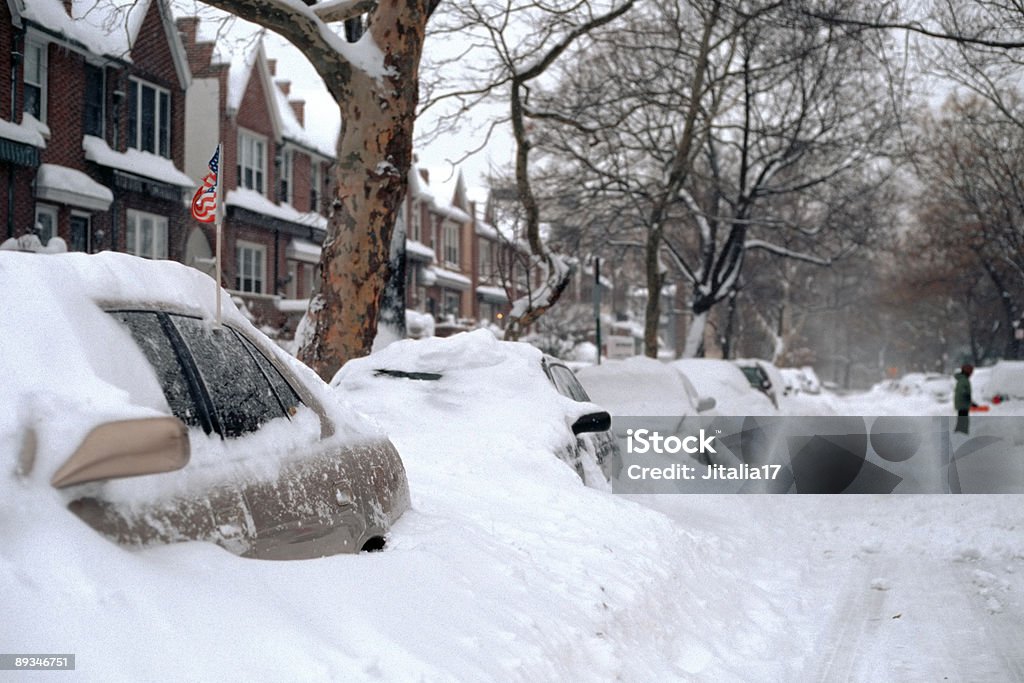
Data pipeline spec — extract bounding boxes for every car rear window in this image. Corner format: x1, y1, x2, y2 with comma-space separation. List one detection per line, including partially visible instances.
172, 317, 290, 438
107, 310, 204, 429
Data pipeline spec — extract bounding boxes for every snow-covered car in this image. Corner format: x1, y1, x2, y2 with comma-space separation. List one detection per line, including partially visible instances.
575, 356, 716, 434
331, 331, 619, 487
733, 358, 784, 408
985, 360, 1024, 401
1, 252, 409, 559
672, 359, 778, 415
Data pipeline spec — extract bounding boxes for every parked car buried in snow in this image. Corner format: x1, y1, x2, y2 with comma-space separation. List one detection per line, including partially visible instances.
1, 252, 410, 560
330, 331, 620, 488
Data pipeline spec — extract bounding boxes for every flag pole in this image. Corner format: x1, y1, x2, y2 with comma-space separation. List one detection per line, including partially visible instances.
215, 141, 223, 326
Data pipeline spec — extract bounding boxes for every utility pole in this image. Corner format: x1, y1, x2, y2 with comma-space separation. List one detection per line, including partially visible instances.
594, 257, 602, 365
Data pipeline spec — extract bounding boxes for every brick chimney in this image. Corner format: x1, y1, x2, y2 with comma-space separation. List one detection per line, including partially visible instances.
267, 59, 277, 77
177, 17, 199, 46
277, 80, 290, 97
290, 99, 305, 126
419, 168, 429, 184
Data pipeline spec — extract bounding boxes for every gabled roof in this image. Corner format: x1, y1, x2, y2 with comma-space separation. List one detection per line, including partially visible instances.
227, 40, 282, 142
13, 0, 190, 89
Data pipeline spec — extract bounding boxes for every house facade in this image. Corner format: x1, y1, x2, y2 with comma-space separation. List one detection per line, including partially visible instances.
177, 19, 335, 330
1, 0, 193, 259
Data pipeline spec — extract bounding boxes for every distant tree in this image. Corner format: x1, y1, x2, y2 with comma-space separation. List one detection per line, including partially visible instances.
544, 0, 902, 357
422, 0, 635, 339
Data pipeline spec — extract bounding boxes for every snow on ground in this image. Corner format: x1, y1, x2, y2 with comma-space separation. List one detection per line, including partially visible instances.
5, 332, 1024, 680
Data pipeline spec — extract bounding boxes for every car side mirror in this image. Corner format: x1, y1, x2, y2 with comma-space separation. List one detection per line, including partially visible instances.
572, 411, 612, 435
697, 397, 716, 412
51, 417, 190, 488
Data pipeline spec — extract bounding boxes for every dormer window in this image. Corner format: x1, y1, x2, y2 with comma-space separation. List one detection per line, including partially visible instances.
238, 131, 266, 195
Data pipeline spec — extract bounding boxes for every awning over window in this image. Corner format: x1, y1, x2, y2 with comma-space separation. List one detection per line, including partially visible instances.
285, 237, 322, 264
476, 285, 508, 304
35, 164, 113, 211
430, 267, 472, 291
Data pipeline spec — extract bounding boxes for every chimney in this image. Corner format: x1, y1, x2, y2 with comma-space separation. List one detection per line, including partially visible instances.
419, 168, 429, 184
290, 99, 305, 126
277, 80, 290, 96
267, 59, 277, 77
176, 17, 199, 46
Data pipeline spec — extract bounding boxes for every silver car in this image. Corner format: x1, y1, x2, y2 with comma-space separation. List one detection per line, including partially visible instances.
5, 252, 409, 560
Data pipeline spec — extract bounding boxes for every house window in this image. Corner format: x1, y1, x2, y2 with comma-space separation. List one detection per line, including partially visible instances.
278, 148, 293, 204
409, 201, 421, 242
126, 210, 168, 259
34, 204, 57, 244
309, 161, 321, 213
128, 79, 170, 157
84, 64, 105, 138
236, 241, 265, 293
443, 222, 460, 266
70, 213, 92, 253
286, 261, 297, 299
478, 240, 493, 278
443, 291, 460, 319
238, 132, 266, 194
23, 40, 46, 121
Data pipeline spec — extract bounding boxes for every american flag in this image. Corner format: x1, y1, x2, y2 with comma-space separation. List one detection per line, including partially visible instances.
191, 147, 220, 223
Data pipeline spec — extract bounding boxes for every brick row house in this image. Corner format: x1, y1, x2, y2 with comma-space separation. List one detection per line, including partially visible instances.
0, 0, 194, 259
0, 0, 535, 340
177, 19, 334, 329
397, 163, 535, 335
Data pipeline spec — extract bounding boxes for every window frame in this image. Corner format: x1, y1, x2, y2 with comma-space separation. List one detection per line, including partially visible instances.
125, 209, 169, 259
443, 221, 460, 267
237, 130, 267, 195
127, 77, 171, 157
279, 147, 294, 205
23, 38, 47, 122
309, 161, 321, 213
84, 63, 105, 138
235, 240, 266, 294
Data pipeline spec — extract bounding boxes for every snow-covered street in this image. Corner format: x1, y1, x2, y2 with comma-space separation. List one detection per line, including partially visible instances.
6, 359, 1024, 680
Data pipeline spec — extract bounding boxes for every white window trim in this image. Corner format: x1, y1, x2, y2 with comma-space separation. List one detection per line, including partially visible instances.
129, 77, 171, 157
238, 129, 268, 196
236, 240, 266, 294
24, 37, 47, 122
281, 148, 294, 205
125, 209, 168, 260
443, 221, 460, 267
310, 161, 321, 213
70, 211, 92, 253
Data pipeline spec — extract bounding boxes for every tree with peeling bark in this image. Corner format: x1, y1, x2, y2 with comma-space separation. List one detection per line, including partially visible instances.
421, 0, 634, 340
189, 0, 440, 381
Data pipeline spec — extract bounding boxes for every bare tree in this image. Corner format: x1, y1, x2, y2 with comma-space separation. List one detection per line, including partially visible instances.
543, 0, 902, 357
422, 0, 635, 339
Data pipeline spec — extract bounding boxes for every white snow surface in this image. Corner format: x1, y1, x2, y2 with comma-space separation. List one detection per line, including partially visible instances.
6, 320, 1024, 680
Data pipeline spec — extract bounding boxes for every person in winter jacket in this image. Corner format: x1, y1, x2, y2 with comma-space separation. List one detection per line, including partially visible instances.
954, 364, 976, 434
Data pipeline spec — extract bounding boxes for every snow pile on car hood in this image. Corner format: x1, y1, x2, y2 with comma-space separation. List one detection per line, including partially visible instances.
333, 329, 602, 463
576, 356, 697, 416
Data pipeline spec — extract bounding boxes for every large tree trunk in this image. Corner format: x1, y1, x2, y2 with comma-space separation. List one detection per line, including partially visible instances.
297, 2, 432, 381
